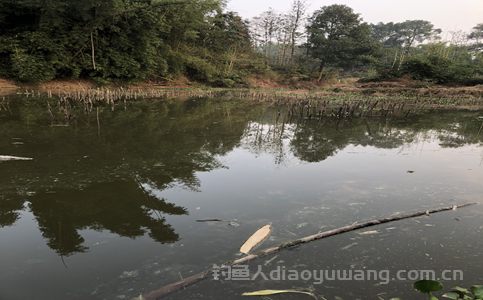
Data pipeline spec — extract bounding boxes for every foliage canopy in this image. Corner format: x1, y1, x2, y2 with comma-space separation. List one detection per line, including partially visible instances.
0, 0, 482, 85
0, 0, 257, 84
305, 4, 381, 81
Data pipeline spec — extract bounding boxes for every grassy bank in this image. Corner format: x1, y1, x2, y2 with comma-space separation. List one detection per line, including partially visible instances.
1, 76, 483, 100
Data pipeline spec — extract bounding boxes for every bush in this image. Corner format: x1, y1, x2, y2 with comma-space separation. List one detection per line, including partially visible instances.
185, 58, 218, 82
10, 52, 56, 83
366, 53, 478, 85
401, 55, 452, 83
214, 78, 235, 87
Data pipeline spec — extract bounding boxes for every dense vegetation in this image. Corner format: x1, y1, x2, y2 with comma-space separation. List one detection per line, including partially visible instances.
253, 3, 483, 85
0, 0, 482, 85
0, 0, 262, 86
366, 21, 483, 84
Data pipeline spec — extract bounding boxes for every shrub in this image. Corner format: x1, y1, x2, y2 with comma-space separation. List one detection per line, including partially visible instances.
214, 78, 235, 87
10, 51, 56, 83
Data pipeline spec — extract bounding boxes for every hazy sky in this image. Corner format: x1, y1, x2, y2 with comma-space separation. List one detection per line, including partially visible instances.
226, 0, 482, 38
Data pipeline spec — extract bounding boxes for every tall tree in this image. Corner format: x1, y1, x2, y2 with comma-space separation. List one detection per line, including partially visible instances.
370, 22, 404, 48
469, 23, 483, 51
273, 13, 290, 65
288, 0, 308, 64
199, 11, 252, 74
396, 20, 441, 52
370, 20, 441, 50
306, 4, 380, 81
259, 8, 278, 60
249, 16, 264, 50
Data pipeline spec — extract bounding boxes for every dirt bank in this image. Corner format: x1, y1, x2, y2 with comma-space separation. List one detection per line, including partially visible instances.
1, 76, 482, 98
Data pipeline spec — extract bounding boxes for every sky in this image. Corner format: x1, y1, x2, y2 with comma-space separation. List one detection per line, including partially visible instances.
226, 0, 483, 38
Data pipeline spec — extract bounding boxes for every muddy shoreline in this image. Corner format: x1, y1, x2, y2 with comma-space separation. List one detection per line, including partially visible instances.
1, 77, 482, 98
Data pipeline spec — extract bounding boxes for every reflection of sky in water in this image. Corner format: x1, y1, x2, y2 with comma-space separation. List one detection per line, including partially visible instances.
152, 128, 483, 300
1, 106, 482, 300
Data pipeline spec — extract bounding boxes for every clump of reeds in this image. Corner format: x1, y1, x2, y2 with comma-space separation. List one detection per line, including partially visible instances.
8, 86, 481, 125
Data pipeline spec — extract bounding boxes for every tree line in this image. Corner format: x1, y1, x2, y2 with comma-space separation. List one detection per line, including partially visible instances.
0, 0, 259, 86
253, 3, 483, 85
0, 0, 482, 85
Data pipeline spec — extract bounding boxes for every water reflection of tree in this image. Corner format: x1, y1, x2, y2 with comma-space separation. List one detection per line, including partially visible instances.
290, 120, 349, 162
0, 97, 263, 256
1, 98, 482, 256
241, 109, 483, 164
241, 117, 406, 163
0, 196, 24, 227
27, 181, 187, 256
240, 112, 296, 167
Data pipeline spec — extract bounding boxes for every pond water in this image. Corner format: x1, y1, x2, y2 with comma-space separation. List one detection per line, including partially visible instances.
0, 96, 482, 300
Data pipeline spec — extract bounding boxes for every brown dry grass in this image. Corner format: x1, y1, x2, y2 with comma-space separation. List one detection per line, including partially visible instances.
0, 78, 98, 96
0, 76, 482, 98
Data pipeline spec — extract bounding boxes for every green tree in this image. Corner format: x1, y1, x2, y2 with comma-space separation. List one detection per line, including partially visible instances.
368, 20, 447, 82
396, 20, 441, 52
0, 0, 258, 84
289, 0, 308, 64
370, 22, 404, 48
0, 0, 175, 81
260, 8, 278, 60
306, 4, 380, 82
371, 20, 441, 50
468, 23, 483, 52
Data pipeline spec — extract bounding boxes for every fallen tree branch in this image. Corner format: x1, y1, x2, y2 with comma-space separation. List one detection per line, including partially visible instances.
138, 202, 477, 300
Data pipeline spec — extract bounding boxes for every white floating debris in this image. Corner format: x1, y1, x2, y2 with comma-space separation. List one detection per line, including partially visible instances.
359, 230, 379, 235
0, 155, 33, 161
